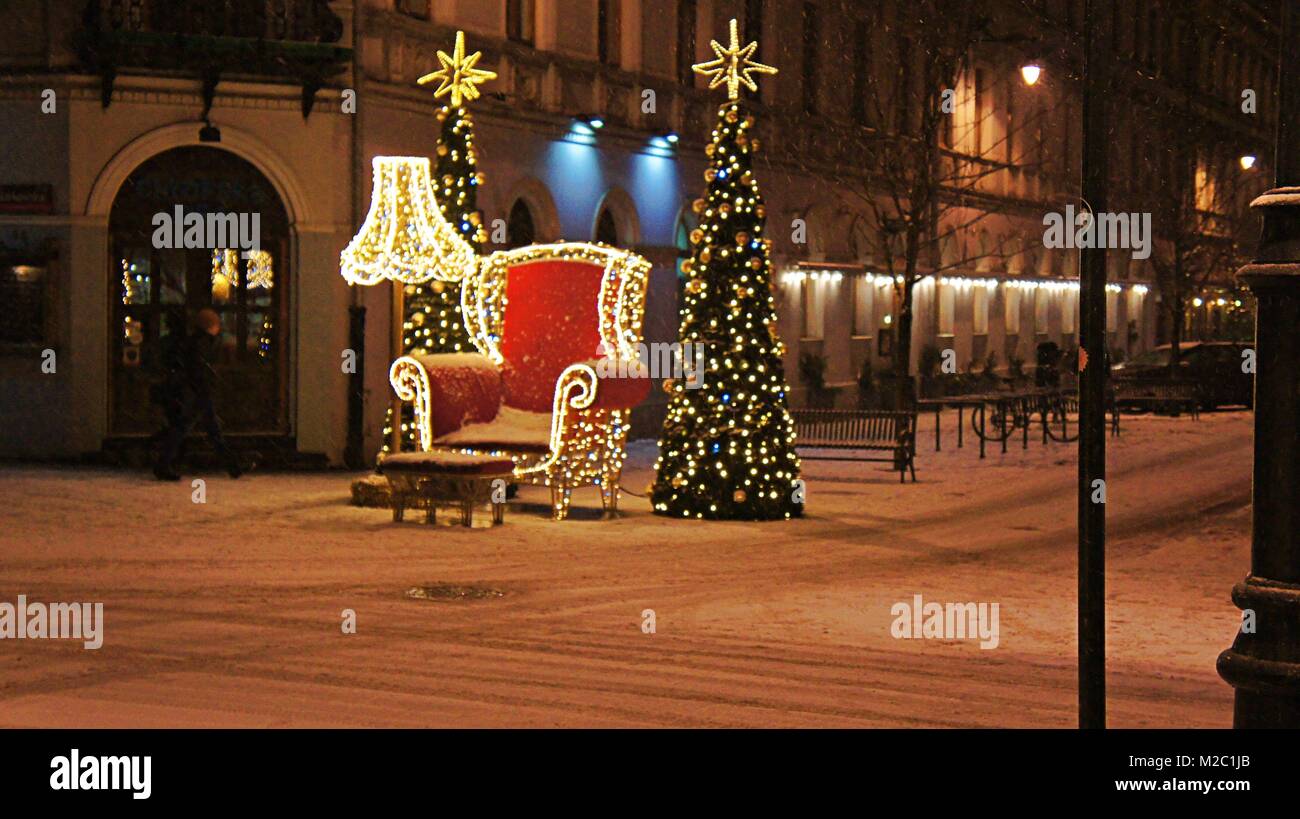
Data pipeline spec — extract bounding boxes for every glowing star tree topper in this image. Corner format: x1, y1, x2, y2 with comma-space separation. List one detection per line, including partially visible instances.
417, 30, 498, 107
691, 17, 778, 101
651, 19, 802, 521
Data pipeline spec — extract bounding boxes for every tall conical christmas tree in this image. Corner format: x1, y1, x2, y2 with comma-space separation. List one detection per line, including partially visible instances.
651, 20, 802, 521
383, 31, 496, 454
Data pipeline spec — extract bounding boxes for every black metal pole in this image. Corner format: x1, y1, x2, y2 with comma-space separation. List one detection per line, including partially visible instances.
1078, 0, 1112, 729
344, 304, 366, 469
1217, 1, 1300, 727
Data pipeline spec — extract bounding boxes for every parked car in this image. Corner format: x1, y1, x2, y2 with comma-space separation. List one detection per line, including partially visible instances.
1111, 341, 1254, 410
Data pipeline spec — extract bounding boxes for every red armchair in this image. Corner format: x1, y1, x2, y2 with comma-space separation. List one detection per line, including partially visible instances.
390, 243, 651, 519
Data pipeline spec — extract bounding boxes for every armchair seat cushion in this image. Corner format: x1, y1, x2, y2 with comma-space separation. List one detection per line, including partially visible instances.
433, 406, 553, 454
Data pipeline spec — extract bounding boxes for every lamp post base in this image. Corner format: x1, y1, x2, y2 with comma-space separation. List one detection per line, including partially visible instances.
1218, 576, 1300, 728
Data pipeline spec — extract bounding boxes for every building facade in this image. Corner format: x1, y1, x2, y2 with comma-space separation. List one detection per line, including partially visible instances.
0, 0, 1276, 463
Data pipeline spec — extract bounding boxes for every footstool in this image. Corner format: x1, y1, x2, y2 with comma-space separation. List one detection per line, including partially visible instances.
378, 451, 515, 527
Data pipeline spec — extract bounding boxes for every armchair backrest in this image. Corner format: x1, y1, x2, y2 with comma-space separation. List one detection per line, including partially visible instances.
461, 243, 651, 413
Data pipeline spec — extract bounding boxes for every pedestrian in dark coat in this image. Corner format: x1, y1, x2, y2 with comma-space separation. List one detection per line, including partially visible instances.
153, 308, 242, 481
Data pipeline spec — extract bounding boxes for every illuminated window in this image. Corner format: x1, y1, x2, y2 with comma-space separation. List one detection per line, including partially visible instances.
1195, 158, 1219, 214
1004, 288, 1021, 334
1034, 288, 1050, 333
801, 278, 825, 340
973, 286, 989, 335
852, 276, 874, 337
1061, 290, 1076, 335
1106, 289, 1119, 332
0, 260, 48, 346
937, 283, 956, 336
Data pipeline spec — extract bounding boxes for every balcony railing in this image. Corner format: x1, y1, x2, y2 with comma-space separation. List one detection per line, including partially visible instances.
79, 0, 350, 116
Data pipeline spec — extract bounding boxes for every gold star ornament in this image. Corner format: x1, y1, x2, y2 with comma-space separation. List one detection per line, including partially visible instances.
418, 30, 497, 107
692, 18, 778, 100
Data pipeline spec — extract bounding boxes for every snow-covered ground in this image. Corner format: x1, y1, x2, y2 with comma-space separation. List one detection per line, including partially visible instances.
0, 410, 1254, 727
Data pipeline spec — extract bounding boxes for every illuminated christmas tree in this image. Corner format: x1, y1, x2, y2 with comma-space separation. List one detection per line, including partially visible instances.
383, 31, 495, 454
651, 20, 803, 520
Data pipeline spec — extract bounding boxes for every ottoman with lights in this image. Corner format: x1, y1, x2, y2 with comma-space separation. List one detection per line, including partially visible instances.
379, 451, 515, 527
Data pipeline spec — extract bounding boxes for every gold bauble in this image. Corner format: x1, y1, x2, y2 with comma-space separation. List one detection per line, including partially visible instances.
733, 489, 747, 503
744, 115, 757, 127
725, 108, 739, 123
686, 278, 704, 294
475, 172, 487, 185
469, 212, 482, 226
692, 198, 706, 214
750, 139, 762, 153
705, 144, 716, 157
705, 169, 717, 182
719, 203, 732, 215
735, 231, 751, 246
756, 205, 767, 218
663, 378, 676, 394
737, 134, 749, 147
690, 229, 705, 245
681, 259, 695, 274
436, 144, 449, 156
700, 248, 713, 263
749, 257, 763, 270
671, 475, 685, 488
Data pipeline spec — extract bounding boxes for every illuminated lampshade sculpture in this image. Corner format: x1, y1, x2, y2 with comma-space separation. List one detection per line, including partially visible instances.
340, 156, 477, 286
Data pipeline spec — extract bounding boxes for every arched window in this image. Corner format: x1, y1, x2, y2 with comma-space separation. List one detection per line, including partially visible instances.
594, 208, 619, 245
506, 199, 536, 248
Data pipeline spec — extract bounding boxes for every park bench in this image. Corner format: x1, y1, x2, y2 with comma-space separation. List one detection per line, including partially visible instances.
1110, 380, 1200, 435
790, 409, 917, 482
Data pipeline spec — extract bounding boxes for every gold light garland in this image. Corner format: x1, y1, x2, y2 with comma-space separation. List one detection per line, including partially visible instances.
389, 243, 651, 520
339, 156, 477, 286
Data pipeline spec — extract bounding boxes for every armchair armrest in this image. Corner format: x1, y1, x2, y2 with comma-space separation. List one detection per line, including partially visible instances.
574, 358, 653, 410
390, 353, 502, 450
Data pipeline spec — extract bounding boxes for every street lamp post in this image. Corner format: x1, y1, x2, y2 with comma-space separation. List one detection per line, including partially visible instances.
1217, 2, 1300, 728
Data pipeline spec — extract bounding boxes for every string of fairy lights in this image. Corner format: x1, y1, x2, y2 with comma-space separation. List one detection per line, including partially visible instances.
651, 19, 803, 521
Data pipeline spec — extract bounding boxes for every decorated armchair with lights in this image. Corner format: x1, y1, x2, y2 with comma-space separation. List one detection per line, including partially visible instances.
389, 244, 652, 520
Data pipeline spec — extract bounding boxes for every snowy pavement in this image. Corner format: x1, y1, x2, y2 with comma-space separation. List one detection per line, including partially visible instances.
0, 410, 1254, 726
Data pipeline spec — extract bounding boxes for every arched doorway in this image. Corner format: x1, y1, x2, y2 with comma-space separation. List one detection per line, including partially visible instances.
108, 147, 290, 436
506, 199, 536, 248
594, 207, 619, 245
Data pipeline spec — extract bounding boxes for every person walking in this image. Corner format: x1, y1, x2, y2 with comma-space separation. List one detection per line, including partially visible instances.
153, 308, 243, 481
